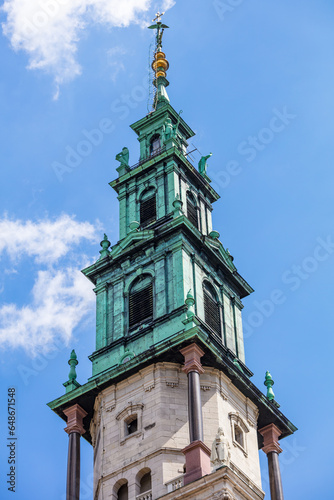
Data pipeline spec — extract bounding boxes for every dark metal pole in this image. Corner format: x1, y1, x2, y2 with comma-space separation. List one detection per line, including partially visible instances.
268, 451, 284, 500
259, 423, 284, 500
66, 432, 81, 500
188, 370, 203, 442
64, 404, 87, 500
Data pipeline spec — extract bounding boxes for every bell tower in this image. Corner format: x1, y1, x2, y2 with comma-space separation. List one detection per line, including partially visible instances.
48, 14, 296, 500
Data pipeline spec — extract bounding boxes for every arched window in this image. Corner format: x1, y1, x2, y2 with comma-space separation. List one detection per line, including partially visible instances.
203, 281, 221, 335
234, 425, 244, 448
117, 482, 128, 500
140, 188, 156, 227
150, 134, 161, 155
125, 414, 138, 435
229, 412, 249, 456
129, 275, 153, 328
140, 472, 152, 494
136, 468, 152, 498
186, 192, 198, 229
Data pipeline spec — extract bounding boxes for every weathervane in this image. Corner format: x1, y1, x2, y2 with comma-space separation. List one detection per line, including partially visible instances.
148, 11, 169, 51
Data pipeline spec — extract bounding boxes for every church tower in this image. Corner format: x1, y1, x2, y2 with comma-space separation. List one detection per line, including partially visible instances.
48, 14, 296, 500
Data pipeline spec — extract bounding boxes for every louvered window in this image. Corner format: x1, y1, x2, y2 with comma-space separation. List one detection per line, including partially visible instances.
187, 194, 198, 229
203, 282, 221, 335
140, 195, 156, 226
129, 276, 153, 328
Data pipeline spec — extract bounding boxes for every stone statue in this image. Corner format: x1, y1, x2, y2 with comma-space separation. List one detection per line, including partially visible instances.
162, 117, 173, 142
198, 153, 212, 176
115, 147, 129, 167
172, 110, 183, 138
211, 427, 231, 467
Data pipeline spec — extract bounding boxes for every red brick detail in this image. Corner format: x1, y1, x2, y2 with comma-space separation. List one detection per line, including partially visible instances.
180, 343, 205, 375
182, 440, 211, 485
259, 423, 283, 455
64, 404, 87, 435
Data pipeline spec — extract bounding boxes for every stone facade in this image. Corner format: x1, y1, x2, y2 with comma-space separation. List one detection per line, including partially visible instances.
90, 362, 262, 499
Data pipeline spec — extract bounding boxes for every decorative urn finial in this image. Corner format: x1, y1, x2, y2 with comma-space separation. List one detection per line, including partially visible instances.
185, 290, 195, 320
264, 370, 275, 401
99, 233, 111, 259
68, 349, 78, 381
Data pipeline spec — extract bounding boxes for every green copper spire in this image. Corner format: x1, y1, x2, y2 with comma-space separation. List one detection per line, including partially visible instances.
148, 12, 170, 110
63, 349, 81, 393
264, 370, 275, 401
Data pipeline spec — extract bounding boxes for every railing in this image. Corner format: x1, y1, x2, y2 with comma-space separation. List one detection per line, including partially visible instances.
136, 490, 152, 500
165, 475, 184, 493
130, 146, 167, 171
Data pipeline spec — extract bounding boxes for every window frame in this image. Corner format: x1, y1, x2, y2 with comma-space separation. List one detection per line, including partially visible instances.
186, 192, 199, 229
139, 188, 157, 227
116, 403, 144, 445
128, 275, 154, 330
203, 280, 222, 336
228, 412, 249, 457
150, 134, 161, 155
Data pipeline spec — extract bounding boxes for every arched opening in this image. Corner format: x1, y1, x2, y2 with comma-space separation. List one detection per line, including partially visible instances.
125, 413, 138, 435
140, 188, 156, 227
203, 281, 221, 335
150, 134, 161, 155
129, 275, 153, 328
136, 468, 152, 498
140, 472, 152, 493
186, 192, 198, 229
117, 481, 128, 500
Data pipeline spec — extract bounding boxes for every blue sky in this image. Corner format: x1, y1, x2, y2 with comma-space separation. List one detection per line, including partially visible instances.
0, 1, 333, 498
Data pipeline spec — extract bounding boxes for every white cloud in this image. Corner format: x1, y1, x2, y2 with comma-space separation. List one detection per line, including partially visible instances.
0, 213, 99, 264
0, 215, 102, 355
0, 268, 94, 355
1, 0, 175, 94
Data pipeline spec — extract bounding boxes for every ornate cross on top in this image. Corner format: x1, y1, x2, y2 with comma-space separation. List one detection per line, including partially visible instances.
152, 11, 165, 23
148, 12, 169, 50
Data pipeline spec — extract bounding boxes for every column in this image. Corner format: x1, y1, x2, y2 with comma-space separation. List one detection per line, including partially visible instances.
259, 423, 284, 500
180, 343, 211, 485
64, 404, 87, 500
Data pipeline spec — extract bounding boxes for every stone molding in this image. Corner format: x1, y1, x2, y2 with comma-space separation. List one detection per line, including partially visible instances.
180, 343, 205, 375
116, 402, 144, 422
64, 404, 87, 435
259, 423, 283, 455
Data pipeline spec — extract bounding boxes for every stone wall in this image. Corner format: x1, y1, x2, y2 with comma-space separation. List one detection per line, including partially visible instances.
90, 362, 262, 500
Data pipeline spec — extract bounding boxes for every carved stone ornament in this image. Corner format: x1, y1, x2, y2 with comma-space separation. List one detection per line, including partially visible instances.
211, 427, 231, 467
212, 490, 236, 500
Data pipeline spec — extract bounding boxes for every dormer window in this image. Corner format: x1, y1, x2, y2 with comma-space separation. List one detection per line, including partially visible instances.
186, 192, 198, 229
150, 134, 161, 155
140, 188, 156, 227
203, 281, 221, 335
129, 275, 153, 328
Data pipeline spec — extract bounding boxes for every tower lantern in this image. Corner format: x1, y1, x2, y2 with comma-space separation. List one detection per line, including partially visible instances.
48, 17, 296, 500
